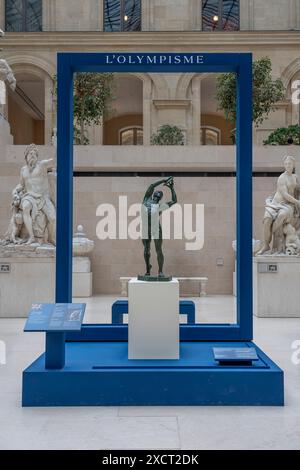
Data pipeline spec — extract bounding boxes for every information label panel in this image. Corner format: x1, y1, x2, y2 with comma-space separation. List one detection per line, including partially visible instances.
24, 303, 86, 332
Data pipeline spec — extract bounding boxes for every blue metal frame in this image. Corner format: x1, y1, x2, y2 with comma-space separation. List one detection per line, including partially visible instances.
56, 52, 253, 341
23, 341, 284, 406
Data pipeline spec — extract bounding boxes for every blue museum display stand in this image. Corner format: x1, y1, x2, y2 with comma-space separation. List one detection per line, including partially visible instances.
22, 52, 284, 407
23, 324, 283, 406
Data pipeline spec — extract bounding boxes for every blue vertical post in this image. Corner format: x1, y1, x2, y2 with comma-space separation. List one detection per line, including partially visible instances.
45, 332, 66, 369
236, 53, 253, 340
56, 54, 74, 304
48, 54, 74, 369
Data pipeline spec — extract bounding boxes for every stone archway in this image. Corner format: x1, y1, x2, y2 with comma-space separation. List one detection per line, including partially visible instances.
4, 55, 55, 144
104, 73, 144, 145
281, 57, 300, 126
175, 72, 233, 145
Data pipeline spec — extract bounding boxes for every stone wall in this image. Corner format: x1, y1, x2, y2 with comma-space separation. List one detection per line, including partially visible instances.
1, 0, 299, 32
42, 0, 103, 32
142, 0, 202, 32
2, 32, 300, 147
240, 0, 300, 31
72, 173, 275, 296
1, 144, 297, 295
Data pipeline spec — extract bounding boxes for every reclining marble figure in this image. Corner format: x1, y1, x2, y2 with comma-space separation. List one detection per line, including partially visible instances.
257, 155, 300, 255
1, 144, 56, 246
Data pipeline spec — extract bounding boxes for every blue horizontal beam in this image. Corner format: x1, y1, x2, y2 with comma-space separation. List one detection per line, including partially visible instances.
66, 323, 244, 342
59, 52, 241, 73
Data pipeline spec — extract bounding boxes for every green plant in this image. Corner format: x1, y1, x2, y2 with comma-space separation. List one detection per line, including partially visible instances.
216, 57, 285, 127
151, 125, 185, 145
263, 125, 300, 145
53, 72, 115, 144
73, 127, 89, 145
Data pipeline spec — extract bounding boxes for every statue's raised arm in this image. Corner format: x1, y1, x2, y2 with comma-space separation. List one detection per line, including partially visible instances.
0, 29, 16, 94
163, 177, 177, 209
143, 178, 169, 203
0, 59, 16, 91
40, 158, 55, 170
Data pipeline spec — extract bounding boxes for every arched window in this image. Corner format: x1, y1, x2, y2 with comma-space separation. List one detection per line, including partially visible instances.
119, 126, 143, 145
5, 0, 42, 32
200, 126, 221, 145
202, 0, 239, 31
104, 0, 141, 32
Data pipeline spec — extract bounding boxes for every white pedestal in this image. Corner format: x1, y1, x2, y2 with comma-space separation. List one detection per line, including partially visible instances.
72, 256, 92, 297
72, 272, 93, 297
233, 260, 236, 297
253, 256, 300, 317
128, 278, 179, 359
0, 256, 55, 317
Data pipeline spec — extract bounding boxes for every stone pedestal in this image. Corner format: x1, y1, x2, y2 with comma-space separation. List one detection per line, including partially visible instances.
0, 255, 55, 318
233, 260, 237, 297
72, 225, 94, 298
0, 115, 13, 145
128, 278, 179, 359
72, 257, 92, 297
253, 256, 300, 317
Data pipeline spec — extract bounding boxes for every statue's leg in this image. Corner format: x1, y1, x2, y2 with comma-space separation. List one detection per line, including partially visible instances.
272, 211, 287, 234
257, 217, 272, 255
154, 237, 164, 276
273, 207, 293, 253
11, 221, 18, 244
43, 200, 56, 245
272, 226, 285, 254
142, 239, 152, 275
22, 200, 35, 244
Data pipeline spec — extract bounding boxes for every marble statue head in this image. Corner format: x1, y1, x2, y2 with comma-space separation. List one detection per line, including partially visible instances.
24, 144, 38, 169
153, 190, 163, 203
283, 155, 296, 174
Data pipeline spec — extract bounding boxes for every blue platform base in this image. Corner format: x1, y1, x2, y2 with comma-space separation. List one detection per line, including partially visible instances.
22, 340, 284, 406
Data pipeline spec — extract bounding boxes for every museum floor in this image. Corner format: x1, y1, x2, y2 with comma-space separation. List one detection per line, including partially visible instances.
1, 295, 300, 450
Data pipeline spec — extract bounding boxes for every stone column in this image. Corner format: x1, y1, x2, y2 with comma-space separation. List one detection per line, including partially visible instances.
99, 0, 104, 31
190, 0, 202, 31
240, 0, 254, 31
290, 0, 300, 30
143, 77, 152, 145
91, 0, 103, 31
296, 0, 300, 29
87, 121, 103, 144
44, 75, 54, 145
191, 75, 201, 145
98, 120, 104, 144
142, 0, 153, 31
0, 0, 5, 30
43, 0, 56, 31
152, 100, 190, 143
291, 101, 300, 125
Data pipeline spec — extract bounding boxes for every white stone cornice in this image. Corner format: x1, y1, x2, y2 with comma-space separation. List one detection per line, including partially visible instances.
1, 31, 300, 50
153, 99, 191, 109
